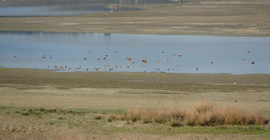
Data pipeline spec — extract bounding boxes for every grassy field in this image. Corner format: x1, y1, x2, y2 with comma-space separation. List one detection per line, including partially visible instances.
0, 105, 270, 140
0, 0, 270, 36
0, 68, 270, 139
1, 0, 270, 139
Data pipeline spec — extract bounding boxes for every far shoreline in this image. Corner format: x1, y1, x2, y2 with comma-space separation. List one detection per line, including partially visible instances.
0, 3, 270, 37
0, 29, 270, 37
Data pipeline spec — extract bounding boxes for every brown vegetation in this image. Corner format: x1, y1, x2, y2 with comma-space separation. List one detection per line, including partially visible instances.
122, 102, 269, 126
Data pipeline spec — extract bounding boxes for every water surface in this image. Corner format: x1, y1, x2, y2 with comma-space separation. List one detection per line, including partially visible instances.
0, 0, 175, 17
0, 31, 269, 74
0, 4, 139, 16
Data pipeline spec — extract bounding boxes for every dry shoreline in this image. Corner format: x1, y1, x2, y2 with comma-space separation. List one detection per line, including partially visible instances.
0, 2, 270, 36
0, 67, 270, 113
0, 68, 269, 139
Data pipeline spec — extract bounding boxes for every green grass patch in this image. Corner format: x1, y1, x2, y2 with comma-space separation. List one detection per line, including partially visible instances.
71, 108, 125, 115
0, 106, 11, 110
132, 125, 270, 136
3, 106, 125, 116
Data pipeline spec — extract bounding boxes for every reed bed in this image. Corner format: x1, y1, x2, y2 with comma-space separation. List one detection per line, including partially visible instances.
122, 102, 269, 126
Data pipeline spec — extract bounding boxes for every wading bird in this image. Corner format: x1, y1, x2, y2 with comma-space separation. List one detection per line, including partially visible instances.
142, 59, 147, 63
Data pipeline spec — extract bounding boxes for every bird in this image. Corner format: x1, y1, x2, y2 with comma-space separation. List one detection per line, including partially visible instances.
142, 59, 147, 63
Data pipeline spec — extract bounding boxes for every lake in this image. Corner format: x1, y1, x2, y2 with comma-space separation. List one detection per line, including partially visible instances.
0, 31, 269, 74
0, 4, 139, 17
0, 0, 175, 17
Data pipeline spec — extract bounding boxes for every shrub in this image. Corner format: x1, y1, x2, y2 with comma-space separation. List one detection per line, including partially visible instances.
39, 108, 45, 112
94, 115, 102, 120
58, 117, 64, 120
45, 107, 57, 113
107, 115, 118, 122
34, 112, 41, 115
154, 118, 165, 124
20, 111, 30, 116
186, 121, 196, 126
143, 119, 152, 124
171, 120, 182, 127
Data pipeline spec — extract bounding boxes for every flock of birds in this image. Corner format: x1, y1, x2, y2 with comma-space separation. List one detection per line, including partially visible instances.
13, 50, 255, 73
50, 50, 191, 73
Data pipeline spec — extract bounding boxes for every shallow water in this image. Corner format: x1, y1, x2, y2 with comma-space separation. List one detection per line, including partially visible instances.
0, 4, 139, 16
0, 0, 174, 17
0, 31, 269, 74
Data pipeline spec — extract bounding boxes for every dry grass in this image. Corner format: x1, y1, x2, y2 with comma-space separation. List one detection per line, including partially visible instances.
0, 104, 270, 140
122, 102, 269, 126
0, 68, 269, 139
